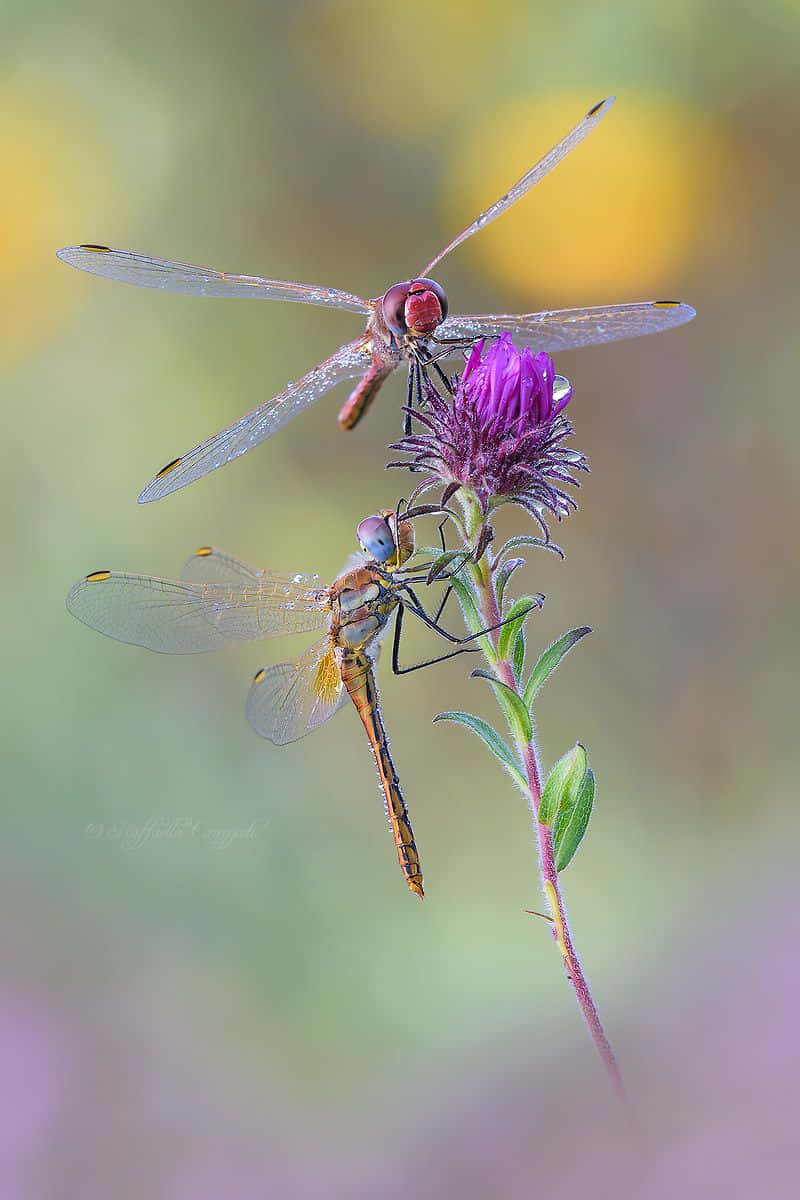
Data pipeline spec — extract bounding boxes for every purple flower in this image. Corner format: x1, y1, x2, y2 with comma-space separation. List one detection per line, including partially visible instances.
390, 334, 587, 537
460, 334, 572, 433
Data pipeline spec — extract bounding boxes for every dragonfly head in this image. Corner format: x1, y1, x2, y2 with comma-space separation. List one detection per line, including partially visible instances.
357, 510, 415, 570
381, 278, 448, 340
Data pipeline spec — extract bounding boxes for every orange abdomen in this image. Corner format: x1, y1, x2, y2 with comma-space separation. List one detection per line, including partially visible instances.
340, 650, 424, 898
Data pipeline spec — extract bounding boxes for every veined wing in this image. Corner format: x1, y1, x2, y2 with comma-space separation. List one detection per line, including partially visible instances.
246, 638, 348, 745
420, 96, 615, 276
436, 300, 696, 353
180, 544, 322, 591
138, 338, 372, 503
56, 245, 370, 313
66, 569, 329, 653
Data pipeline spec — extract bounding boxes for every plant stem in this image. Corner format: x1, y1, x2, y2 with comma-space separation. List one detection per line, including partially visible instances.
461, 499, 624, 1100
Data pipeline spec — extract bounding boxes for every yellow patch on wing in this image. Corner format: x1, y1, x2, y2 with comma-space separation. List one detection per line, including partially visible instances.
80, 244, 110, 252
156, 456, 182, 478
85, 570, 111, 582
253, 668, 267, 685
313, 647, 341, 705
652, 299, 680, 307
194, 546, 212, 557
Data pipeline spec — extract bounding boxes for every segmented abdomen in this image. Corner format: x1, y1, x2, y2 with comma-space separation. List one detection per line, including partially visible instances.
337, 362, 394, 431
340, 650, 424, 898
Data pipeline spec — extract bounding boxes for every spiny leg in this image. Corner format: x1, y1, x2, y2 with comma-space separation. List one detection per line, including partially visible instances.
400, 585, 542, 646
403, 365, 414, 435
391, 604, 479, 676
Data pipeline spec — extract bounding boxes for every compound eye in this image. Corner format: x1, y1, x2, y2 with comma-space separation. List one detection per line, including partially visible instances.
381, 282, 412, 336
412, 277, 448, 322
357, 515, 397, 563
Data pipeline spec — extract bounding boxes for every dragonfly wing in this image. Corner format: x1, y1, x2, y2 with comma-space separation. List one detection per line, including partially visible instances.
138, 338, 372, 503
66, 570, 329, 653
56, 245, 370, 313
179, 546, 323, 594
246, 638, 347, 745
420, 96, 615, 276
436, 301, 696, 353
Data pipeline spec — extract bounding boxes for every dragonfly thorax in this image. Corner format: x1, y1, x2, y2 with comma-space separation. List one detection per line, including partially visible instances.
381, 278, 448, 340
330, 567, 395, 650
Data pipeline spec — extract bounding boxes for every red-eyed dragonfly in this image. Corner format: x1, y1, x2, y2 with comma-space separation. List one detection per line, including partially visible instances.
66, 509, 524, 898
57, 95, 695, 503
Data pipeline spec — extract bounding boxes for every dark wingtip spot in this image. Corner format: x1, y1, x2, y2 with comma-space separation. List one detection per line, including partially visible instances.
80, 244, 111, 252
156, 457, 182, 478
253, 668, 267, 684
86, 570, 112, 582
586, 100, 605, 117
653, 299, 681, 307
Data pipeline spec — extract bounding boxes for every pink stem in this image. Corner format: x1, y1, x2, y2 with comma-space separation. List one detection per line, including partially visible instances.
474, 556, 625, 1100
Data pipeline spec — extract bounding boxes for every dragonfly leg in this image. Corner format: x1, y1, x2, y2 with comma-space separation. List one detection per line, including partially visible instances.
403, 365, 413, 436
432, 583, 453, 626
391, 605, 478, 676
400, 585, 543, 646
417, 345, 453, 396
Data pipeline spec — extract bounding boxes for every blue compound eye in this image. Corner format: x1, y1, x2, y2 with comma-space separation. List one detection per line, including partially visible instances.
357, 515, 397, 562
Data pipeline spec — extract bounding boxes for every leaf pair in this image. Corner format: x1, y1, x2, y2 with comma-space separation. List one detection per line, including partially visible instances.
539, 744, 596, 871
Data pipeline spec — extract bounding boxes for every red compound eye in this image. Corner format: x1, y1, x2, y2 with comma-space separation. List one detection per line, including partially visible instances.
404, 277, 448, 336
381, 282, 413, 337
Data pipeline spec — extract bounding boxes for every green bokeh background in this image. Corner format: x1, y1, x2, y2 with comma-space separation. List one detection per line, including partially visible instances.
4, 2, 800, 1194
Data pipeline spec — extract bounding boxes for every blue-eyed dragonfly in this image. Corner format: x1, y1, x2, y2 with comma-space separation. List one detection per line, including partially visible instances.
57, 96, 695, 503
66, 509, 531, 897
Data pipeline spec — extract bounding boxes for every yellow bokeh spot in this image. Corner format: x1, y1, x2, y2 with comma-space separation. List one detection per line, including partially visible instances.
0, 77, 121, 370
440, 92, 726, 303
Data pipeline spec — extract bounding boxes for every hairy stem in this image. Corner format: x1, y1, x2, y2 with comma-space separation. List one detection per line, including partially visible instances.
461, 497, 624, 1100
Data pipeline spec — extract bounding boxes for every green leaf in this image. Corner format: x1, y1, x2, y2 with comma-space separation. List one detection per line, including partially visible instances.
470, 668, 533, 743
494, 534, 565, 562
512, 626, 526, 684
495, 557, 524, 607
433, 711, 528, 794
522, 627, 592, 709
554, 768, 595, 871
538, 744, 587, 826
425, 548, 470, 584
497, 595, 543, 662
447, 572, 486, 642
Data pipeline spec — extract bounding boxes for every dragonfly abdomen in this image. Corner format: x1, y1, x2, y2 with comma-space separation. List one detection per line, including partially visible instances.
338, 361, 394, 431
340, 650, 424, 899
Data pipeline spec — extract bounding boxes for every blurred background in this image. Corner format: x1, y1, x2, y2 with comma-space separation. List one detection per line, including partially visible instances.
3, 0, 800, 1195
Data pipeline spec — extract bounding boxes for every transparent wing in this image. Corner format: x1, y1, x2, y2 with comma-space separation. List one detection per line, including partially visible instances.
138, 338, 373, 503
420, 96, 615, 276
246, 638, 348, 745
179, 545, 322, 590
56, 245, 370, 313
435, 300, 696, 353
66, 569, 329, 653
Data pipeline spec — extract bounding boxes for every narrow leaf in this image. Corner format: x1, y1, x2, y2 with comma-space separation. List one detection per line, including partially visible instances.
471, 668, 533, 742
498, 595, 543, 662
554, 768, 595, 871
425, 548, 470, 584
523, 627, 592, 709
494, 534, 565, 565
495, 557, 524, 607
433, 711, 528, 794
512, 627, 526, 684
539, 744, 586, 826
448, 573, 486, 642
